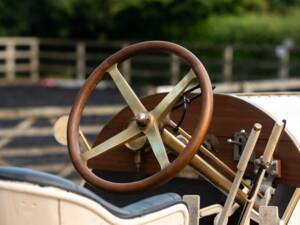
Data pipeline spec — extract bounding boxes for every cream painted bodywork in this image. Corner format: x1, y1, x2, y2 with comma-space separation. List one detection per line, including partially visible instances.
0, 180, 189, 225
237, 93, 300, 149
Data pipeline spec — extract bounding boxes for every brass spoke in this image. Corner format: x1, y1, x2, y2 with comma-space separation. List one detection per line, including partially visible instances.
108, 64, 147, 115
81, 123, 141, 161
151, 69, 196, 122
144, 122, 170, 169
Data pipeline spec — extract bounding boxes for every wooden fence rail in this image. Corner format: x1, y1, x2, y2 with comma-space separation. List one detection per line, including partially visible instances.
0, 38, 39, 81
0, 105, 121, 182
0, 37, 300, 85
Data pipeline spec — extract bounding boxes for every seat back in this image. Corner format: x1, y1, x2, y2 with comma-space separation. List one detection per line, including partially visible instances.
0, 180, 189, 225
0, 167, 189, 225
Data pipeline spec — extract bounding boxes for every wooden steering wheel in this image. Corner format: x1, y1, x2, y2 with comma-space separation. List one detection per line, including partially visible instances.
67, 41, 213, 192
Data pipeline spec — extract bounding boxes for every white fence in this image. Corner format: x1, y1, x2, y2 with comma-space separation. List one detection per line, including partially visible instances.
0, 37, 300, 91
0, 38, 39, 81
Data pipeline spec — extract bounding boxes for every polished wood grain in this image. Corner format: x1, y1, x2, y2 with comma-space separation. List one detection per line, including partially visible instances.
89, 93, 300, 187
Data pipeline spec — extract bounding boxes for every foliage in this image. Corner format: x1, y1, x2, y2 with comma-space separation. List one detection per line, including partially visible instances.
0, 0, 300, 44
188, 10, 300, 44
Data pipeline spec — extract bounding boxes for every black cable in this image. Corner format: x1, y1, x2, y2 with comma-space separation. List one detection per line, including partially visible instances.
171, 84, 215, 132
173, 96, 189, 132
172, 84, 215, 110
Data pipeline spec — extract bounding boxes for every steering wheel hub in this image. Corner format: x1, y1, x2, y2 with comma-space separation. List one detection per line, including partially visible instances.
135, 112, 151, 128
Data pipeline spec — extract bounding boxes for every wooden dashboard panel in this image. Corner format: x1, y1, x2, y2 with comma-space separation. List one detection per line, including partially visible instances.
88, 93, 300, 187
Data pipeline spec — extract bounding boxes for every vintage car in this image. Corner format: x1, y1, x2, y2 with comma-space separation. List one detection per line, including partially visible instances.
0, 41, 299, 225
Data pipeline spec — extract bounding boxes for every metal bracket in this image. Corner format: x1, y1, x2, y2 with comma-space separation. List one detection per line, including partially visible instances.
204, 134, 220, 153
183, 195, 200, 225
254, 157, 281, 193
259, 206, 282, 225
177, 133, 219, 153
228, 129, 255, 162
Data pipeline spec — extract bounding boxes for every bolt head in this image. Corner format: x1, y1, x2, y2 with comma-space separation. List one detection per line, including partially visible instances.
135, 112, 150, 128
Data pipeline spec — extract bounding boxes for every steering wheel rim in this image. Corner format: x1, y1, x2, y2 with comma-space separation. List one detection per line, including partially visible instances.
67, 41, 213, 192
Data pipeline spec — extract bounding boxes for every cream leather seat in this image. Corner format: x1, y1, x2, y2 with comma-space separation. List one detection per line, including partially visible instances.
0, 167, 189, 225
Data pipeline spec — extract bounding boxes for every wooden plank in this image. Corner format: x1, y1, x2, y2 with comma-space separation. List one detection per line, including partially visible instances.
5, 40, 16, 80
14, 50, 31, 58
211, 78, 300, 92
120, 43, 131, 83
76, 42, 86, 80
170, 54, 180, 85
27, 163, 66, 173
0, 37, 38, 45
0, 105, 122, 119
0, 147, 66, 157
121, 59, 131, 83
0, 65, 6, 72
159, 78, 300, 93
0, 51, 7, 59
14, 64, 31, 72
0, 50, 30, 59
0, 118, 35, 147
0, 125, 101, 137
40, 51, 76, 60
0, 118, 36, 166
40, 38, 124, 48
223, 45, 233, 82
30, 39, 39, 80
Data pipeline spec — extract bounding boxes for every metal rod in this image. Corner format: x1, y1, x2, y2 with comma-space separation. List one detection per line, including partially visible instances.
168, 119, 257, 194
79, 129, 91, 151
217, 123, 262, 225
162, 129, 259, 211
238, 121, 285, 225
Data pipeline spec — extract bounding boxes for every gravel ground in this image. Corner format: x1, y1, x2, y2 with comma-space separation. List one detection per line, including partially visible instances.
0, 84, 148, 181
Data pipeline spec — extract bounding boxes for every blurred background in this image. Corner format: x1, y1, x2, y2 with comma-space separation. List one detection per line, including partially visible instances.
0, 0, 300, 182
